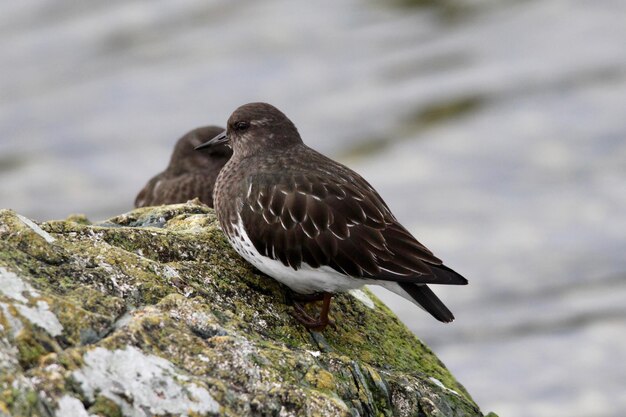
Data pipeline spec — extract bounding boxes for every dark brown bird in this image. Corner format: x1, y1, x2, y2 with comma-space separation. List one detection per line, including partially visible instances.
135, 126, 232, 208
197, 103, 467, 331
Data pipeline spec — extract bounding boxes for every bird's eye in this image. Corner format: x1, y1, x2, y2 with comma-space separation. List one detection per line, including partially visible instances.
234, 121, 250, 132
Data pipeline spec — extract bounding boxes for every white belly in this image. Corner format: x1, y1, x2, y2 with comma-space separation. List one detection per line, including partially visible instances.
228, 217, 366, 294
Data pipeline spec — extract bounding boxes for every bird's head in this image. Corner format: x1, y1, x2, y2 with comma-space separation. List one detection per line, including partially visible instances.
196, 102, 302, 157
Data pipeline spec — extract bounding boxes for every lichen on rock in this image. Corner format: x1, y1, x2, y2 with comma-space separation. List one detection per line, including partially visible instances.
0, 203, 490, 417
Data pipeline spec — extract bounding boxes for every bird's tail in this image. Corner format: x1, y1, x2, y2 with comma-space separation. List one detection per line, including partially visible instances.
378, 281, 455, 323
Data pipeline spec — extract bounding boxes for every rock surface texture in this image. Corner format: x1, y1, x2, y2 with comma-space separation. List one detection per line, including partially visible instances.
0, 202, 490, 417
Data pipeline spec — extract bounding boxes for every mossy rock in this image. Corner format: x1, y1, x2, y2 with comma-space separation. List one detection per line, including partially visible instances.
0, 203, 488, 416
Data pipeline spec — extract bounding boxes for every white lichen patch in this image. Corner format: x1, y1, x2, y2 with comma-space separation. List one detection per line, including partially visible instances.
0, 302, 24, 337
349, 289, 375, 309
429, 377, 460, 396
0, 335, 20, 373
15, 301, 64, 337
0, 268, 63, 337
56, 395, 92, 417
72, 346, 219, 417
306, 350, 321, 358
0, 267, 39, 302
161, 265, 180, 279
15, 213, 56, 243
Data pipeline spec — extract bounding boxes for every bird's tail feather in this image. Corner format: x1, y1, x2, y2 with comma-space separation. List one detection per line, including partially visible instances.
428, 264, 468, 285
379, 281, 455, 323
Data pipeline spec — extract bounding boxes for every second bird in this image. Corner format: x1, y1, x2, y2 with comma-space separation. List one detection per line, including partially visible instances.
197, 103, 468, 331
135, 126, 232, 208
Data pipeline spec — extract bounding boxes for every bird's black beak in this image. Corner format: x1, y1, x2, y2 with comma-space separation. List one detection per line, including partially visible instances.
195, 130, 228, 150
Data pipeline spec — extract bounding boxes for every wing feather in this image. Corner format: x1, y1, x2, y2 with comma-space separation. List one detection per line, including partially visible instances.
239, 170, 465, 285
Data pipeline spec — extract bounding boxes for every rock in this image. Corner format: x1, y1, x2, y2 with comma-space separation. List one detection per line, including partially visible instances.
0, 203, 490, 417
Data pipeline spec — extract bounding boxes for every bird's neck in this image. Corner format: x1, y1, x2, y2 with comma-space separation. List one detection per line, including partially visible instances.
232, 141, 299, 161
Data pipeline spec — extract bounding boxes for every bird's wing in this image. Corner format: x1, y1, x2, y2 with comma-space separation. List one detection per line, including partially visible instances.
135, 173, 215, 207
134, 177, 160, 208
239, 170, 466, 285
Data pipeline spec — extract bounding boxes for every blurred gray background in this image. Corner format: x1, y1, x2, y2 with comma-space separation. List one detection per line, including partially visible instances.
1, 1, 625, 416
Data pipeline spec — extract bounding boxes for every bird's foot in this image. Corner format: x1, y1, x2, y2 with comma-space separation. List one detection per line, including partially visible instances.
290, 293, 333, 332
291, 303, 330, 331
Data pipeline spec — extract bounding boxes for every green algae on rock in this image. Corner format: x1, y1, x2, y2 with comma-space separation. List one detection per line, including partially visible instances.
0, 203, 488, 417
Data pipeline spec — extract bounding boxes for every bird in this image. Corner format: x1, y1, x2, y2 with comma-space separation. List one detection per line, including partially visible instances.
196, 103, 467, 331
135, 126, 232, 208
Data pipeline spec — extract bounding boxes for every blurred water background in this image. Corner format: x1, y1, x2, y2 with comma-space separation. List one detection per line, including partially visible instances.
1, 1, 626, 416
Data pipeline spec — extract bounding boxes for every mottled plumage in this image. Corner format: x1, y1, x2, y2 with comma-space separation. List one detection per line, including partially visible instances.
135, 126, 232, 208
199, 103, 467, 329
